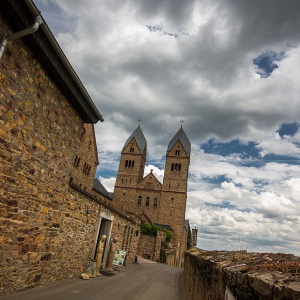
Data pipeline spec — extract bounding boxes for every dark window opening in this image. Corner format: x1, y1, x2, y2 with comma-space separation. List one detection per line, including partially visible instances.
153, 197, 158, 208
172, 163, 181, 171
125, 159, 135, 168
130, 147, 134, 152
138, 196, 142, 206
146, 197, 150, 207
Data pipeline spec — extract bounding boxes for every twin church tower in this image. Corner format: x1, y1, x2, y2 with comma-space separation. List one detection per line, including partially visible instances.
112, 123, 191, 265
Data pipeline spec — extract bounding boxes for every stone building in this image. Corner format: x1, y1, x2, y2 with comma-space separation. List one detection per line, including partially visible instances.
192, 226, 198, 247
112, 124, 191, 267
0, 1, 139, 296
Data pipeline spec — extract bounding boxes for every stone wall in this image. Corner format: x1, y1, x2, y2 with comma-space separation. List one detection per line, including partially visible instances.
70, 124, 99, 194
166, 249, 176, 266
137, 231, 167, 262
184, 249, 300, 300
0, 14, 139, 296
138, 234, 156, 259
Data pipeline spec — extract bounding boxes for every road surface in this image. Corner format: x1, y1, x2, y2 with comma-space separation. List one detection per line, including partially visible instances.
3, 257, 185, 300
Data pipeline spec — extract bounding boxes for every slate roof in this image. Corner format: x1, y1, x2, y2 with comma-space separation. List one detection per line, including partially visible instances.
167, 127, 191, 157
123, 125, 147, 153
93, 178, 112, 199
154, 223, 174, 232
185, 219, 190, 231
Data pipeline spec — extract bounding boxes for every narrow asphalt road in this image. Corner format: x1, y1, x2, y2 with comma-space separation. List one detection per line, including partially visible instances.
3, 257, 185, 300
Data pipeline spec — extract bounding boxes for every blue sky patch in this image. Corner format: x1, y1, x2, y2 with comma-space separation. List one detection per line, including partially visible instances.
201, 139, 260, 159
277, 122, 299, 137
202, 175, 229, 186
253, 50, 285, 78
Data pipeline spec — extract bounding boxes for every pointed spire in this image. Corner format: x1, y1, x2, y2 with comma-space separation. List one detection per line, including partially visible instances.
123, 125, 147, 153
167, 126, 191, 157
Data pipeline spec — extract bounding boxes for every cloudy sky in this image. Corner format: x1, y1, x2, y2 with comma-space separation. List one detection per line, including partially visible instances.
34, 0, 300, 255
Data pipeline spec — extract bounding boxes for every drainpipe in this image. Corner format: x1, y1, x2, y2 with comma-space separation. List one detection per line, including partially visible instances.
0, 15, 43, 59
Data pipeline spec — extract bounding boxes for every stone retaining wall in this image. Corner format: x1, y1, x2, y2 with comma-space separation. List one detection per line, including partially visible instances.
184, 249, 300, 300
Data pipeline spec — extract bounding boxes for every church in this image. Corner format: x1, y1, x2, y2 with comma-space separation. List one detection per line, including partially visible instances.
111, 123, 191, 267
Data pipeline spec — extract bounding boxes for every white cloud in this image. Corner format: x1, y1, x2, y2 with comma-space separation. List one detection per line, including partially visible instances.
98, 176, 116, 193
257, 132, 300, 157
35, 0, 300, 255
144, 165, 164, 183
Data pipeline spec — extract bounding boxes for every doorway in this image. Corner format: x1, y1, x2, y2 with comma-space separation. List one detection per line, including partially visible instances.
92, 212, 114, 269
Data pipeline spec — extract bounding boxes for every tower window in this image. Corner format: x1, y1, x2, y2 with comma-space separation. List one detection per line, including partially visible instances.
138, 196, 142, 206
125, 160, 135, 168
130, 147, 134, 152
175, 150, 180, 155
145, 197, 150, 207
153, 197, 158, 208
172, 163, 181, 171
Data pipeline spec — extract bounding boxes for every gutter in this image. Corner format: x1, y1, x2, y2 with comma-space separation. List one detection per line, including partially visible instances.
0, 15, 43, 59
23, 0, 104, 122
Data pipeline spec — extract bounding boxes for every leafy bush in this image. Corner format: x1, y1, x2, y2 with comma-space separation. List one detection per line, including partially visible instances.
165, 229, 172, 242
140, 222, 173, 242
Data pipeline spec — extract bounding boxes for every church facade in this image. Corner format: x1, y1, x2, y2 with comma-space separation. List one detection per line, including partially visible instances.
112, 124, 191, 267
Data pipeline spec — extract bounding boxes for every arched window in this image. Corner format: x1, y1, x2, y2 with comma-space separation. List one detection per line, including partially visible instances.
125, 160, 128, 167
138, 196, 142, 206
130, 147, 134, 152
171, 163, 174, 171
175, 163, 178, 171
153, 197, 158, 208
178, 164, 181, 171
175, 150, 180, 155
132, 160, 134, 167
145, 197, 150, 207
